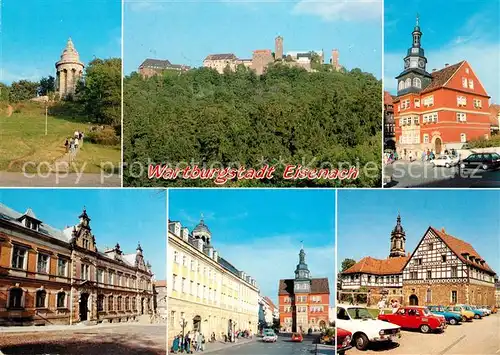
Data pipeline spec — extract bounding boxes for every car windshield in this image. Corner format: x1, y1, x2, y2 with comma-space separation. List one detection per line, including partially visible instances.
422, 308, 432, 316
492, 153, 500, 160
347, 307, 375, 320
264, 330, 274, 335
464, 306, 472, 310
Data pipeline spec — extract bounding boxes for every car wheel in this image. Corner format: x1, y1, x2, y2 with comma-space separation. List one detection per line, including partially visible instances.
474, 314, 481, 319
461, 316, 467, 322
354, 333, 369, 351
449, 318, 457, 325
445, 163, 450, 168
420, 324, 430, 333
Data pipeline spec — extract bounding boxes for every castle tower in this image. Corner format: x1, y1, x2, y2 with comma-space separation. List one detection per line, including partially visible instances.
55, 38, 84, 98
275, 36, 283, 61
331, 49, 340, 71
389, 213, 406, 258
192, 216, 212, 245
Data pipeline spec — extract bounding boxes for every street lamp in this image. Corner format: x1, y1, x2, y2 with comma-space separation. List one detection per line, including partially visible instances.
180, 317, 188, 339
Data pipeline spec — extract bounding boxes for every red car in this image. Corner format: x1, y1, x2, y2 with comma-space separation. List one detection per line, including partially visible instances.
378, 306, 446, 333
291, 332, 303, 342
337, 328, 352, 355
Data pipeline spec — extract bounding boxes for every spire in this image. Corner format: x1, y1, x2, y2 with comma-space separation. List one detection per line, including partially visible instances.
390, 213, 406, 258
415, 13, 420, 28
295, 247, 310, 280
137, 242, 143, 254
66, 37, 75, 51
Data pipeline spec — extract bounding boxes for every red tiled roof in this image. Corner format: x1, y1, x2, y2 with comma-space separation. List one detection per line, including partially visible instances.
342, 256, 409, 275
421, 61, 464, 94
279, 278, 330, 295
384, 91, 393, 105
430, 227, 496, 274
155, 280, 166, 287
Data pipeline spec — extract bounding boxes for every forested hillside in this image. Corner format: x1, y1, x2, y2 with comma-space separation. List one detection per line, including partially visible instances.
124, 64, 382, 187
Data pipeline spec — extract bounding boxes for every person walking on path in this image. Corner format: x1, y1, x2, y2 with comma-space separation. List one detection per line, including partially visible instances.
64, 138, 69, 153
172, 335, 180, 354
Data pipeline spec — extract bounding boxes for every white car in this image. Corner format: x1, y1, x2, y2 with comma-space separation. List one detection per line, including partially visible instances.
262, 329, 277, 342
336, 304, 401, 351
430, 155, 459, 168
475, 306, 491, 316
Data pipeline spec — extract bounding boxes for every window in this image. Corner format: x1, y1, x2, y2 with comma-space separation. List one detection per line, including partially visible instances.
460, 133, 467, 143
442, 255, 447, 262
190, 281, 194, 295
117, 296, 122, 311
405, 78, 411, 88
465, 68, 470, 74
451, 266, 458, 278
81, 264, 90, 280
37, 253, 49, 274
57, 259, 67, 277
423, 134, 429, 143
398, 81, 404, 91
427, 270, 432, 279
181, 277, 186, 293
97, 269, 103, 283
109, 271, 115, 285
182, 255, 187, 267
108, 296, 114, 311
457, 112, 467, 122
174, 251, 179, 263
132, 297, 136, 311
414, 99, 420, 108
428, 243, 433, 251
413, 77, 422, 88
457, 96, 467, 107
410, 271, 418, 279
451, 290, 458, 303
36, 290, 46, 308
191, 260, 195, 271
468, 79, 474, 89
97, 294, 104, 312
423, 96, 434, 107
426, 289, 432, 303
82, 238, 89, 249
8, 288, 23, 308
413, 117, 419, 125
401, 99, 410, 110
416, 258, 422, 265
473, 99, 482, 108
423, 112, 438, 123
462, 78, 467, 88
57, 292, 66, 308
12, 246, 27, 269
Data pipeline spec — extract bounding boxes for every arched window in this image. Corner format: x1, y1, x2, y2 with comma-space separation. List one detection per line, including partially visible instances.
460, 133, 467, 143
426, 288, 432, 303
413, 77, 422, 88
8, 288, 23, 309
405, 78, 411, 88
57, 291, 66, 308
398, 80, 404, 91
36, 290, 46, 308
108, 296, 114, 311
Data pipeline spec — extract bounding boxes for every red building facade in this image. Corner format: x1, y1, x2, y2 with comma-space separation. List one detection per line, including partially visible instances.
393, 17, 491, 158
278, 248, 330, 332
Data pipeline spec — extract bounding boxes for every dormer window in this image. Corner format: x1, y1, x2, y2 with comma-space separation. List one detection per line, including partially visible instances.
18, 209, 42, 232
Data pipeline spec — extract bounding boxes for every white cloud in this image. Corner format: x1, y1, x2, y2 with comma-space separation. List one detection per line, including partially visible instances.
215, 235, 335, 305
293, 0, 382, 22
385, 41, 500, 103
0, 67, 45, 85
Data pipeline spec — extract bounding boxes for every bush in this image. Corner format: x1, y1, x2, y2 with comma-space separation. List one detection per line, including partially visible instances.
85, 128, 120, 146
467, 135, 500, 149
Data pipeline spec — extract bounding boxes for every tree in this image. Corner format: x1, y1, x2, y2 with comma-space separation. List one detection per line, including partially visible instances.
284, 55, 294, 62
9, 80, 39, 102
341, 258, 357, 272
0, 83, 10, 102
38, 75, 56, 96
80, 58, 121, 126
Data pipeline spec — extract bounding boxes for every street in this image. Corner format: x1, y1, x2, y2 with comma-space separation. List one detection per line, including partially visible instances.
208, 335, 334, 355
384, 161, 500, 188
346, 313, 500, 355
0, 324, 166, 355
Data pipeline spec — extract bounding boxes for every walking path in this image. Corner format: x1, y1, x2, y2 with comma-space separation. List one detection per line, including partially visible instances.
0, 171, 120, 187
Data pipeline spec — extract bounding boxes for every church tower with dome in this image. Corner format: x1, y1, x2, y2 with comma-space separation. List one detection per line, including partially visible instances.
55, 38, 84, 98
389, 213, 407, 258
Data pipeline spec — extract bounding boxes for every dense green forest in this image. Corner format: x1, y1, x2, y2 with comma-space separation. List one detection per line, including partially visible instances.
123, 64, 382, 187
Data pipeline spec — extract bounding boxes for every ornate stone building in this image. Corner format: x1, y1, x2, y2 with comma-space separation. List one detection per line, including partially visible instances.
0, 203, 154, 326
278, 248, 330, 333
167, 218, 259, 344
138, 59, 191, 78
55, 38, 84, 98
340, 214, 497, 307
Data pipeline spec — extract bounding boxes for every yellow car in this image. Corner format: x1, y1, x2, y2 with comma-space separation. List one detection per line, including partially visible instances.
447, 305, 475, 322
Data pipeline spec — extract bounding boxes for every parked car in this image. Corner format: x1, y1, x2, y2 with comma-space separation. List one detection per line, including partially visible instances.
378, 306, 446, 333
472, 305, 490, 316
262, 328, 277, 342
446, 305, 474, 322
337, 328, 352, 355
486, 305, 498, 314
459, 305, 483, 319
428, 305, 462, 325
291, 332, 303, 342
336, 304, 401, 351
431, 155, 459, 168
460, 153, 500, 171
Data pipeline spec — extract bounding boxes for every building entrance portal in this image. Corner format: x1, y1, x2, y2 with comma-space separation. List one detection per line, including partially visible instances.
79, 293, 89, 321
193, 315, 201, 332
434, 137, 442, 155
409, 294, 419, 306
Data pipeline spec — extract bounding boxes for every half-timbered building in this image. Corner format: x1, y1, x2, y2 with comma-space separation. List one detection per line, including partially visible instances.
0, 203, 154, 326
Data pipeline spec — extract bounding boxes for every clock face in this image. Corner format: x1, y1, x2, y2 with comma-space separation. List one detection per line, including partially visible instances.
418, 59, 425, 68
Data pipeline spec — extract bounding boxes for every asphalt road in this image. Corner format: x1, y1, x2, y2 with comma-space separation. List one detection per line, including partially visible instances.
346, 313, 500, 354
384, 161, 500, 188
0, 324, 166, 355
209, 335, 334, 355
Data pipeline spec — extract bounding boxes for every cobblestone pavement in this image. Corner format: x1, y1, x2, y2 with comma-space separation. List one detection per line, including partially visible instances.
0, 324, 166, 355
347, 313, 500, 354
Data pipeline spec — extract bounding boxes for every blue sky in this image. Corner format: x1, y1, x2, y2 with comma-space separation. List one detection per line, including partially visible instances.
169, 189, 335, 305
0, 189, 166, 280
385, 0, 500, 102
124, 0, 382, 78
0, 0, 121, 84
337, 190, 500, 275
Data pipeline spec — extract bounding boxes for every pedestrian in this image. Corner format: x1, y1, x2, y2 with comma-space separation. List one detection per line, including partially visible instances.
378, 298, 386, 315
74, 130, 79, 139
185, 332, 191, 354
421, 150, 426, 162
172, 336, 180, 354
196, 331, 202, 352
64, 138, 69, 153
74, 137, 79, 150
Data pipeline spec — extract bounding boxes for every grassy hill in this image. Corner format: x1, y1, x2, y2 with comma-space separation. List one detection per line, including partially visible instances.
0, 102, 120, 173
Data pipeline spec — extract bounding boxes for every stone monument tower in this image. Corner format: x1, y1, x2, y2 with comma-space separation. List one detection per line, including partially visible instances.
55, 38, 84, 98
275, 36, 283, 61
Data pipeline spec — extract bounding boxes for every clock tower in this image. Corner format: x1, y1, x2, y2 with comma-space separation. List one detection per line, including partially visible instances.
294, 248, 311, 293
395, 15, 432, 95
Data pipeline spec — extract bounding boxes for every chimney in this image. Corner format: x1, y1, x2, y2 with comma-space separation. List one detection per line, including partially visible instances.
445, 63, 449, 67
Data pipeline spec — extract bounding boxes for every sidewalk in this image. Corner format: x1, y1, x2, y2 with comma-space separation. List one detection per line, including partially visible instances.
200, 337, 255, 354
0, 322, 163, 333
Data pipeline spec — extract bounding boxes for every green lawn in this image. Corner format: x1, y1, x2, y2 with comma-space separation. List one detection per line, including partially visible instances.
0, 104, 120, 173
